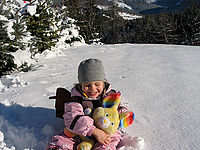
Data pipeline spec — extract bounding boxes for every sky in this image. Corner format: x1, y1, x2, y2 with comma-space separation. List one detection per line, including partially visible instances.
1, 43, 200, 150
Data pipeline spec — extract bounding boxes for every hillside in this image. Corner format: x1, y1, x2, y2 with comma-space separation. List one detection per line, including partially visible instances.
95, 0, 200, 14
1, 44, 200, 150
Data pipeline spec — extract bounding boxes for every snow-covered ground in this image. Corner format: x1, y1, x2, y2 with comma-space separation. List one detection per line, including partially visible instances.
1, 44, 200, 150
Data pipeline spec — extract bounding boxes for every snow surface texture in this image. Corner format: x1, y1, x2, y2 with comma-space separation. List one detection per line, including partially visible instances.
1, 44, 200, 150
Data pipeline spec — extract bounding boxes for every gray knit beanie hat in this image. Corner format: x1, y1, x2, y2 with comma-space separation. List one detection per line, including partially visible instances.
78, 58, 106, 83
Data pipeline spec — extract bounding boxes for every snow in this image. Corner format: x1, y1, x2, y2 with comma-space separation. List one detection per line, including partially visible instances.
27, 5, 37, 16
1, 0, 200, 149
1, 43, 200, 150
97, 5, 109, 11
145, 0, 157, 3
11, 50, 35, 68
115, 1, 133, 10
118, 12, 142, 20
2, 0, 86, 69
97, 1, 133, 12
0, 15, 8, 21
6, 21, 15, 40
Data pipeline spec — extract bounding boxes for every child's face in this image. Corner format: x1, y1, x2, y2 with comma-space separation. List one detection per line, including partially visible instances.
81, 81, 105, 99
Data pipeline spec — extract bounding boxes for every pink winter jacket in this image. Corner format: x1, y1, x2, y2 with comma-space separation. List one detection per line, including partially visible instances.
63, 84, 128, 137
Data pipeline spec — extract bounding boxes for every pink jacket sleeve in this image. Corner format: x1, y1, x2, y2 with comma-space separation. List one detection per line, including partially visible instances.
63, 102, 96, 137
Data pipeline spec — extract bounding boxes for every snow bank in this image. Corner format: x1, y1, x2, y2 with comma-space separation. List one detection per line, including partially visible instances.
34, 49, 64, 59
11, 50, 35, 69
0, 75, 27, 92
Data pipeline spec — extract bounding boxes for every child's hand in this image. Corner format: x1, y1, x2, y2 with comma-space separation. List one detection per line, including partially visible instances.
92, 128, 111, 145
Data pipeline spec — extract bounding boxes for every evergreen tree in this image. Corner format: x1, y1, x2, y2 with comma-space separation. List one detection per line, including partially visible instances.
77, 0, 97, 43
0, 19, 17, 76
129, 18, 143, 43
192, 5, 200, 45
0, 0, 11, 17
168, 12, 183, 45
180, 5, 200, 45
109, 1, 119, 43
26, 0, 59, 54
0, 0, 19, 76
141, 15, 155, 43
64, 0, 80, 20
0, 19, 10, 51
64, 0, 101, 43
0, 51, 16, 77
150, 13, 177, 44
12, 15, 27, 50
100, 0, 126, 44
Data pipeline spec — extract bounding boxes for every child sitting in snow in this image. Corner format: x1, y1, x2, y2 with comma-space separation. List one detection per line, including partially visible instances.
46, 58, 130, 150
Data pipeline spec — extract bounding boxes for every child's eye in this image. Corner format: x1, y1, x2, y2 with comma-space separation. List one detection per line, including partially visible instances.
95, 83, 100, 86
111, 122, 115, 125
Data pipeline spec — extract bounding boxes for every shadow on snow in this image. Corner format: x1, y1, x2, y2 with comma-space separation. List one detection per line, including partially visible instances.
0, 103, 64, 149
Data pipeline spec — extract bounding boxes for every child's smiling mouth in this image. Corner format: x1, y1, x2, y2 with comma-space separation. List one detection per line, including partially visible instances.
89, 91, 98, 96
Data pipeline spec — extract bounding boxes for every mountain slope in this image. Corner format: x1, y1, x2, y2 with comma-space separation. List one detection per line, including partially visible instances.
96, 0, 200, 14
